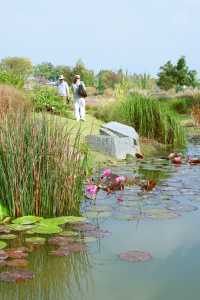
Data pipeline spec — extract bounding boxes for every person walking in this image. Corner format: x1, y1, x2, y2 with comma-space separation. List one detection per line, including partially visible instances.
72, 75, 87, 121
57, 75, 70, 104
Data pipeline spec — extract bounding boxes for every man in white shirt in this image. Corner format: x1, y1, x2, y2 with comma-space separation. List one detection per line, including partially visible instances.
57, 75, 70, 104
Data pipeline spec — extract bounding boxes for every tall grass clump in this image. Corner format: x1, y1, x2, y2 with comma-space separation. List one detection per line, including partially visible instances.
0, 84, 31, 118
114, 93, 186, 146
0, 113, 88, 217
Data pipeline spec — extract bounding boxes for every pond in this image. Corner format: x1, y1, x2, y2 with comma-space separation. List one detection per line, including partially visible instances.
1, 141, 200, 300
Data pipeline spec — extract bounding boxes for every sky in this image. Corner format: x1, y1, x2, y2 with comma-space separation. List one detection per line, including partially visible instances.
0, 0, 200, 75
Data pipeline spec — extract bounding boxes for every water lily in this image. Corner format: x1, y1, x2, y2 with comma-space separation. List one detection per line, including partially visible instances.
115, 176, 126, 183
86, 184, 98, 196
102, 169, 111, 177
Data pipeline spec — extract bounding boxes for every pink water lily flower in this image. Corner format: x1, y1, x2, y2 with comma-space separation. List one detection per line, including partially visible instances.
102, 169, 111, 177
115, 176, 126, 183
86, 184, 98, 196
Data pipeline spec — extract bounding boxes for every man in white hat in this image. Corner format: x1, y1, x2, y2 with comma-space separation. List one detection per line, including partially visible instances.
57, 75, 70, 104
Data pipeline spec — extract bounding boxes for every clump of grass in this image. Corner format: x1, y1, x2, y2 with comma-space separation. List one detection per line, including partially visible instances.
116, 93, 186, 146
161, 98, 192, 114
0, 84, 31, 119
0, 112, 88, 217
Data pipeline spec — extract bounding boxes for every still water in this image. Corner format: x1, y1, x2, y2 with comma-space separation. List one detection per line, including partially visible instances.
1, 142, 200, 300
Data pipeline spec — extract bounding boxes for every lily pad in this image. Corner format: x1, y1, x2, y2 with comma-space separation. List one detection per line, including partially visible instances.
48, 236, 74, 246
113, 214, 145, 222
119, 250, 153, 262
72, 223, 97, 232
85, 229, 111, 239
27, 224, 62, 235
0, 270, 34, 282
145, 208, 180, 220
167, 203, 198, 213
25, 237, 46, 245
0, 250, 8, 260
6, 248, 28, 259
67, 242, 87, 253
8, 224, 37, 232
59, 231, 79, 237
0, 234, 17, 240
83, 211, 111, 219
81, 237, 97, 243
0, 241, 7, 250
49, 248, 71, 257
40, 216, 86, 226
0, 225, 10, 234
6, 259, 29, 268
12, 216, 43, 225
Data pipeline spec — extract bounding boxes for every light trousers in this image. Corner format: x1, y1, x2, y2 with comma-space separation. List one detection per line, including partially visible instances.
74, 98, 85, 121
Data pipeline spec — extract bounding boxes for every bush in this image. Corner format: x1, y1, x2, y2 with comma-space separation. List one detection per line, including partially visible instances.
30, 86, 71, 117
0, 69, 24, 88
0, 112, 89, 217
165, 98, 192, 114
0, 84, 31, 119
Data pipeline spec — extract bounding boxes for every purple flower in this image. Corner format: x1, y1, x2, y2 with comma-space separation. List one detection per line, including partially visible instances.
86, 184, 98, 196
115, 176, 125, 183
102, 169, 111, 177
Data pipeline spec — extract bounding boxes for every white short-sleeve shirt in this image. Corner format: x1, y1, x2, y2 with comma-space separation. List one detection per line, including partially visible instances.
58, 81, 69, 96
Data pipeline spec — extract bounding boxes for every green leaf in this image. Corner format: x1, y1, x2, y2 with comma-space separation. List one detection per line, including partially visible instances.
8, 224, 37, 232
12, 216, 43, 225
25, 237, 46, 245
27, 224, 62, 235
0, 234, 17, 240
40, 216, 86, 226
0, 241, 7, 250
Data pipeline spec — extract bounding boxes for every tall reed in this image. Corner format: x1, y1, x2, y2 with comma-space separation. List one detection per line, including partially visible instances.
113, 93, 186, 146
0, 112, 88, 217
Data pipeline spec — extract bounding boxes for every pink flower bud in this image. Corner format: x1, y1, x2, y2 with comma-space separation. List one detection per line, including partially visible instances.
102, 169, 111, 177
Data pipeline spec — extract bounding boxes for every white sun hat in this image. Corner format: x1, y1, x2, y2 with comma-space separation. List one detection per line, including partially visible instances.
59, 75, 64, 80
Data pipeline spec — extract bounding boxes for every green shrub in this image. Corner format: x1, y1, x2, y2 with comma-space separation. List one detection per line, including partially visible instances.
0, 112, 88, 217
0, 69, 24, 88
30, 86, 71, 117
164, 98, 192, 114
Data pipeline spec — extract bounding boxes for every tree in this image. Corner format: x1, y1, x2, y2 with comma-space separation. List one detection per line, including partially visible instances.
72, 60, 95, 86
157, 56, 198, 91
33, 62, 54, 80
0, 57, 33, 79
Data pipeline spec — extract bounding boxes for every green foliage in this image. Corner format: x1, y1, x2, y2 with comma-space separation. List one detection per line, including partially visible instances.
0, 57, 33, 79
30, 86, 70, 117
0, 69, 25, 88
72, 59, 95, 85
92, 93, 185, 146
0, 113, 89, 217
166, 98, 192, 114
158, 56, 199, 91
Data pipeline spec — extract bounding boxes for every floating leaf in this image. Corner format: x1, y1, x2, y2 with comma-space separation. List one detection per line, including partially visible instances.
25, 237, 46, 245
83, 211, 111, 219
0, 234, 17, 240
59, 231, 79, 237
8, 224, 37, 232
0, 270, 34, 282
167, 204, 198, 213
0, 250, 8, 260
85, 229, 111, 239
40, 216, 86, 226
0, 203, 9, 221
6, 248, 28, 259
72, 223, 97, 232
81, 237, 97, 243
119, 250, 153, 262
49, 248, 70, 257
48, 236, 74, 246
0, 241, 7, 250
0, 225, 11, 234
67, 243, 87, 253
113, 215, 144, 222
27, 224, 62, 235
12, 216, 43, 225
146, 208, 180, 220
6, 259, 29, 268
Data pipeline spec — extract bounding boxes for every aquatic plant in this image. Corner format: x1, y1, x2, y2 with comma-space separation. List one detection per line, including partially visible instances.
0, 270, 34, 282
119, 250, 153, 262
0, 113, 89, 217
